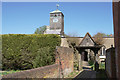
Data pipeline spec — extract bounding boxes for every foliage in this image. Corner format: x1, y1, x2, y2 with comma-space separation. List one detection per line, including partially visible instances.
93, 32, 105, 45
74, 62, 79, 70
93, 32, 113, 45
99, 62, 105, 69
33, 47, 55, 68
66, 70, 79, 78
0, 70, 21, 76
2, 34, 61, 70
88, 60, 94, 66
34, 25, 47, 34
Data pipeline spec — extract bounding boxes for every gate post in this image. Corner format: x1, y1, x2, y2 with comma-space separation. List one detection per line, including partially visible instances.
78, 54, 82, 71
94, 50, 99, 71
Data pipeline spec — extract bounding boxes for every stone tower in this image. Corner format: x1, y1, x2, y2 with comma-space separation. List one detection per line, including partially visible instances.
44, 5, 64, 35
50, 9, 64, 34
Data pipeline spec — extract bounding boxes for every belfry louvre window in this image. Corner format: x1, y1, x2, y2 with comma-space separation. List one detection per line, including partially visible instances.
50, 15, 53, 17
55, 14, 57, 17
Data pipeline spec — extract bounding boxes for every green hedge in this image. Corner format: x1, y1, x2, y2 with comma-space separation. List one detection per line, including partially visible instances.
2, 34, 61, 70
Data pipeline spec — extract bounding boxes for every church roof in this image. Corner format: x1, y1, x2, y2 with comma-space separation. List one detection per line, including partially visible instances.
50, 9, 62, 13
79, 32, 96, 47
44, 29, 61, 34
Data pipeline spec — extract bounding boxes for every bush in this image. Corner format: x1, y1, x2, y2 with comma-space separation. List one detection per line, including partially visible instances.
33, 47, 55, 68
88, 60, 94, 66
74, 62, 78, 70
2, 34, 61, 70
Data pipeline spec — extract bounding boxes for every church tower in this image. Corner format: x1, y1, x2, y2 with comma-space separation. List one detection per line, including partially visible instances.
44, 4, 64, 35
50, 8, 64, 34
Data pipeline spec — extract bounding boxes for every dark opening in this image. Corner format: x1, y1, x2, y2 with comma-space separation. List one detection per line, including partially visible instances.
81, 51, 88, 61
84, 51, 88, 61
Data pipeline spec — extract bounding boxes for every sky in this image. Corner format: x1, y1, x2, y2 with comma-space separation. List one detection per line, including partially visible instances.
2, 2, 114, 37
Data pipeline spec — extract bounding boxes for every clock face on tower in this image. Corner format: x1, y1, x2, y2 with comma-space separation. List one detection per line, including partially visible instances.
53, 18, 58, 22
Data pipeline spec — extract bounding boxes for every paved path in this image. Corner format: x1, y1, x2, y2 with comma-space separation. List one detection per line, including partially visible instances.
75, 70, 96, 78
74, 66, 96, 78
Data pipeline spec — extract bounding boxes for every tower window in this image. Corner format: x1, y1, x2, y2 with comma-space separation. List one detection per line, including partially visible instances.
50, 14, 53, 17
55, 14, 57, 17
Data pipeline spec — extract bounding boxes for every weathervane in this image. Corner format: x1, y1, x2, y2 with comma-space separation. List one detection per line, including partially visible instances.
56, 4, 59, 10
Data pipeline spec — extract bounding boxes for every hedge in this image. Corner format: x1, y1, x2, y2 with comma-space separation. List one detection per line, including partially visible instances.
2, 34, 61, 70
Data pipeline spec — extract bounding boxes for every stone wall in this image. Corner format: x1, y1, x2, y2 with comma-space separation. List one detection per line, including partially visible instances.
2, 47, 74, 79
61, 37, 114, 49
3, 64, 59, 78
106, 47, 116, 78
113, 1, 120, 78
102, 38, 114, 49
61, 37, 83, 46
56, 46, 74, 77
60, 38, 69, 47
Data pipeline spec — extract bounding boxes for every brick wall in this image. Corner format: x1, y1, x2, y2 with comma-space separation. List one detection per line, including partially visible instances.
106, 48, 116, 78
113, 1, 120, 78
56, 46, 74, 78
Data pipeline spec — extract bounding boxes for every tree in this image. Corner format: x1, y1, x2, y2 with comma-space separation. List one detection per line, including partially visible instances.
93, 32, 105, 45
106, 34, 114, 37
66, 32, 80, 37
34, 25, 47, 34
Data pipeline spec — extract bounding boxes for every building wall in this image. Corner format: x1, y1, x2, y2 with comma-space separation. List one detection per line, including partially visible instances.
80, 35, 95, 46
113, 1, 120, 78
60, 37, 83, 47
60, 38, 69, 47
102, 38, 114, 49
106, 48, 116, 78
61, 37, 114, 49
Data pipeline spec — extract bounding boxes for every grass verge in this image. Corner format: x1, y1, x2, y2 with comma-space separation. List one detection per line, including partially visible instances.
0, 70, 21, 76
65, 70, 82, 78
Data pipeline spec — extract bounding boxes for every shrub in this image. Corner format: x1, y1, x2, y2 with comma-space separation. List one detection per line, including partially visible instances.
33, 47, 55, 68
74, 62, 79, 70
2, 34, 61, 70
88, 60, 94, 66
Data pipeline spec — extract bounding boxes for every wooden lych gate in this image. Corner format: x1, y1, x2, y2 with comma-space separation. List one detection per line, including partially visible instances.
76, 32, 103, 71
